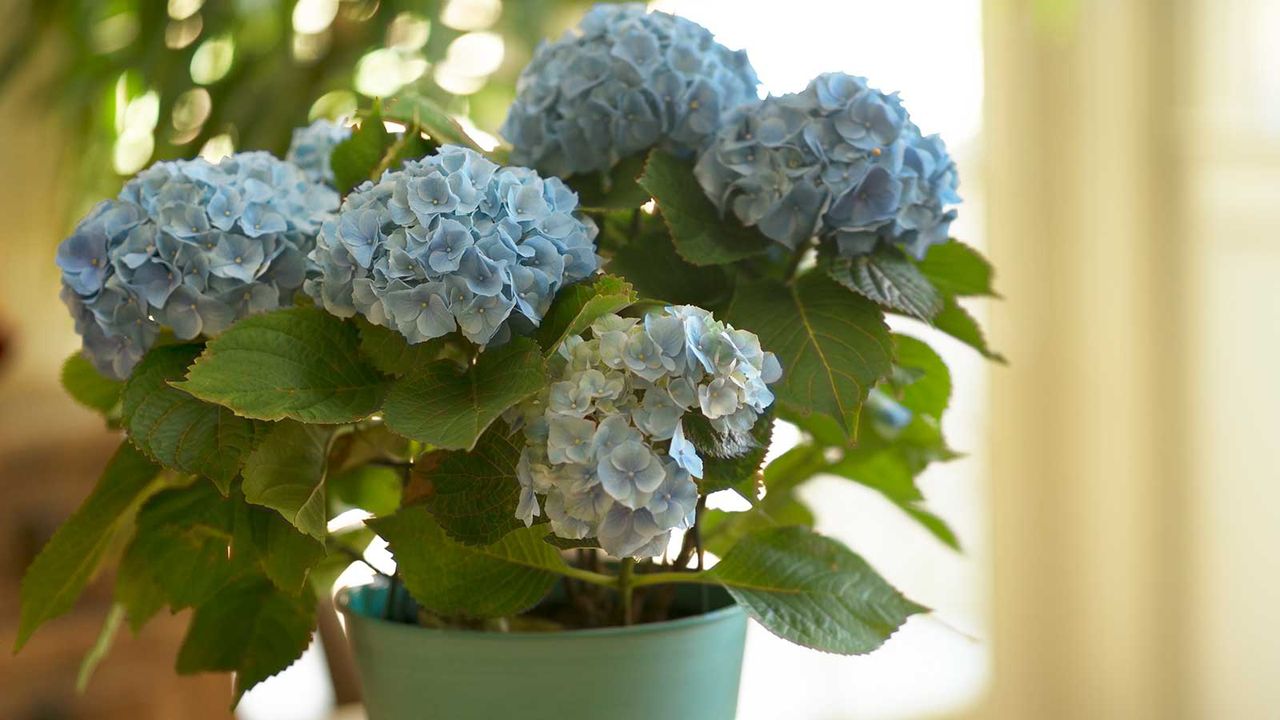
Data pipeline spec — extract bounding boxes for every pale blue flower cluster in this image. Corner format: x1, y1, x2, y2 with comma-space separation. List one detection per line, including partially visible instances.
57, 152, 339, 379
695, 73, 961, 259
501, 3, 759, 177
286, 119, 352, 186
509, 306, 781, 558
304, 145, 600, 347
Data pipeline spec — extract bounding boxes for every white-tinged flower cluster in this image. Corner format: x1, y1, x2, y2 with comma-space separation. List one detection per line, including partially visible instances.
508, 306, 781, 558
286, 119, 352, 186
304, 145, 600, 347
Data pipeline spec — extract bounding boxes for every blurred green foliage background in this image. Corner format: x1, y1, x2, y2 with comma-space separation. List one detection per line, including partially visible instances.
0, 0, 597, 213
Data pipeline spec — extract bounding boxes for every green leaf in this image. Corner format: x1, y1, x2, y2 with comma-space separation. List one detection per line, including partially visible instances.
703, 444, 822, 556
568, 152, 652, 210
242, 420, 331, 541
61, 352, 124, 416
232, 501, 327, 594
638, 151, 771, 265
605, 214, 732, 308
383, 94, 485, 153
828, 445, 960, 550
534, 275, 637, 354
383, 338, 546, 451
916, 239, 997, 297
123, 343, 265, 493
370, 505, 567, 618
707, 526, 926, 654
114, 541, 167, 633
891, 334, 952, 418
825, 246, 943, 321
726, 273, 894, 436
15, 442, 162, 651
176, 575, 316, 703
329, 464, 403, 517
331, 103, 393, 194
177, 307, 389, 423
355, 315, 443, 376
407, 423, 524, 545
77, 604, 125, 692
684, 411, 774, 494
123, 481, 240, 610
933, 297, 1006, 362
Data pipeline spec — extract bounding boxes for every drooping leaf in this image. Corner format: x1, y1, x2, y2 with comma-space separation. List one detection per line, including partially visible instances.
123, 343, 265, 493
331, 103, 393, 194
15, 442, 163, 651
383, 338, 546, 451
176, 575, 317, 703
606, 214, 732, 308
827, 446, 960, 551
61, 352, 124, 417
707, 526, 926, 654
568, 151, 653, 210
232, 500, 327, 594
122, 481, 240, 610
916, 239, 997, 297
891, 334, 952, 418
177, 307, 389, 423
638, 151, 771, 265
383, 94, 486, 153
241, 420, 332, 541
355, 315, 444, 376
114, 540, 167, 633
370, 505, 567, 618
825, 246, 943, 321
726, 273, 893, 437
933, 297, 1006, 362
77, 604, 125, 692
405, 423, 524, 546
534, 275, 637, 354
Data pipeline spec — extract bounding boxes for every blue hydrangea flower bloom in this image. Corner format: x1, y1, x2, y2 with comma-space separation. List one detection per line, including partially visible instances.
695, 72, 961, 259
56, 152, 339, 379
286, 119, 352, 186
507, 306, 781, 558
501, 3, 760, 177
305, 145, 600, 347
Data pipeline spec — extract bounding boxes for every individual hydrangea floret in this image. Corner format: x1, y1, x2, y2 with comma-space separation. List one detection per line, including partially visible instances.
501, 3, 760, 177
56, 152, 340, 379
507, 306, 781, 558
286, 119, 352, 186
304, 145, 600, 347
695, 72, 961, 259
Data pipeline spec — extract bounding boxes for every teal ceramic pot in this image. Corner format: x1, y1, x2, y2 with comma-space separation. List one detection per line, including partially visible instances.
337, 583, 748, 720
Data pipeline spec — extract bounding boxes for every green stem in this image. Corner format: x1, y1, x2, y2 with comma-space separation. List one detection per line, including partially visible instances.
630, 571, 717, 589
618, 558, 636, 626
558, 565, 616, 588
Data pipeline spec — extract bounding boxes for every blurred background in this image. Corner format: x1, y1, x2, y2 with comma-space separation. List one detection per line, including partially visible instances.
0, 0, 1276, 718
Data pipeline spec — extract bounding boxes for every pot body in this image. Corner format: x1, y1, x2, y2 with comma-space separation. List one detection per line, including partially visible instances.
338, 584, 747, 720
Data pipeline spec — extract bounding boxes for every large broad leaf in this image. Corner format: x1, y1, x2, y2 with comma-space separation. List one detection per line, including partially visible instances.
177, 307, 388, 423
232, 503, 327, 595
933, 297, 1006, 362
123, 481, 241, 610
405, 423, 524, 546
916, 239, 997, 297
606, 214, 732, 308
683, 411, 774, 494
827, 446, 959, 550
383, 93, 486, 153
568, 152, 653, 210
638, 151, 771, 265
15, 443, 162, 650
534, 275, 636, 353
123, 343, 265, 493
726, 273, 893, 437
707, 526, 926, 654
114, 540, 167, 633
61, 352, 124, 417
370, 505, 567, 618
825, 246, 943, 321
891, 334, 952, 418
383, 338, 545, 451
176, 575, 317, 702
355, 316, 444, 376
331, 103, 393, 194
241, 420, 331, 541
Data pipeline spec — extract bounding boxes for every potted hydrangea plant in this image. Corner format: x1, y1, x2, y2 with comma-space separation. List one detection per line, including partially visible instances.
16, 4, 1001, 719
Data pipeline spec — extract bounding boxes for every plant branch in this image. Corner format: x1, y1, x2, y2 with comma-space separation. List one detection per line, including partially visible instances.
630, 570, 717, 589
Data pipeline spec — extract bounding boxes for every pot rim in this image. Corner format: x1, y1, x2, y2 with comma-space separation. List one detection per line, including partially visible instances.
335, 583, 745, 641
